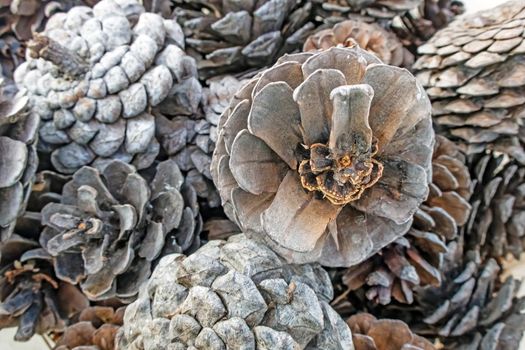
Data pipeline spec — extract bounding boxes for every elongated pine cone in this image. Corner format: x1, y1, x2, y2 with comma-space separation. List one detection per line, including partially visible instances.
54, 305, 124, 350
0, 213, 89, 342
39, 159, 202, 301
337, 135, 472, 306
14, 0, 201, 174
211, 46, 434, 267
116, 234, 354, 350
413, 0, 525, 163
173, 0, 315, 79
304, 19, 414, 67
347, 313, 435, 350
0, 81, 38, 242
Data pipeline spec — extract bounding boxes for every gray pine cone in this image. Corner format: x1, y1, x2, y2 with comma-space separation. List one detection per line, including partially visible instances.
116, 234, 354, 350
14, 0, 201, 174
39, 159, 202, 302
0, 81, 38, 242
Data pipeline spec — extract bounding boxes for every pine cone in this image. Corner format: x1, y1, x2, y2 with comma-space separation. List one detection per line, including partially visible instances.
0, 81, 38, 242
172, 0, 315, 79
14, 0, 201, 174
0, 213, 89, 342
347, 313, 435, 350
54, 305, 124, 350
413, 0, 525, 163
303, 19, 414, 67
116, 234, 354, 350
39, 159, 202, 301
337, 135, 472, 306
466, 152, 525, 259
211, 46, 434, 267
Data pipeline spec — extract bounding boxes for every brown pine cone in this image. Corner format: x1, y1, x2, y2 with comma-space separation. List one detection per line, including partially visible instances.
413, 0, 525, 163
54, 305, 124, 350
303, 19, 414, 67
172, 0, 315, 79
348, 313, 436, 350
335, 135, 472, 307
466, 152, 525, 259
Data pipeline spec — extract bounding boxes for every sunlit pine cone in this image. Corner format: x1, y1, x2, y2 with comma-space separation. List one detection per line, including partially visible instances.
304, 19, 414, 67
347, 313, 435, 350
172, 0, 315, 79
39, 159, 202, 302
413, 0, 525, 164
211, 46, 434, 267
54, 305, 124, 350
0, 80, 38, 242
0, 210, 89, 342
14, 0, 201, 174
116, 234, 353, 350
335, 135, 472, 307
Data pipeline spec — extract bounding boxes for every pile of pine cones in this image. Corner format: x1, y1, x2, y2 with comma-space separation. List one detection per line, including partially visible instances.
0, 0, 524, 349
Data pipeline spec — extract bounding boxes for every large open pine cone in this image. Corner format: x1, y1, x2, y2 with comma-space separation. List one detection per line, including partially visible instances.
14, 0, 201, 174
211, 46, 434, 267
413, 0, 525, 163
173, 0, 314, 79
39, 159, 202, 301
0, 81, 38, 241
337, 135, 472, 306
116, 234, 353, 350
304, 19, 414, 68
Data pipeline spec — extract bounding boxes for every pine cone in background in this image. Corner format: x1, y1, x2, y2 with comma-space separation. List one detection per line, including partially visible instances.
467, 152, 525, 260
303, 19, 414, 67
413, 0, 525, 163
172, 0, 315, 79
391, 236, 525, 350
0, 81, 38, 242
0, 212, 89, 342
347, 313, 435, 350
14, 0, 201, 174
39, 159, 202, 302
54, 305, 124, 350
211, 46, 434, 267
116, 234, 353, 350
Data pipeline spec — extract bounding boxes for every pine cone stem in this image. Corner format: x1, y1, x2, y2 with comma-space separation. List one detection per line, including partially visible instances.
28, 34, 89, 77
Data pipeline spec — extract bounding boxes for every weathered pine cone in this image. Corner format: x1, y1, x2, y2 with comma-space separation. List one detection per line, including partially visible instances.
466, 152, 525, 259
337, 135, 472, 306
400, 237, 525, 350
413, 0, 525, 163
173, 0, 315, 79
347, 313, 435, 350
116, 234, 353, 350
304, 19, 414, 68
0, 212, 89, 342
0, 81, 39, 242
39, 159, 202, 301
54, 305, 124, 350
14, 0, 201, 174
211, 46, 434, 267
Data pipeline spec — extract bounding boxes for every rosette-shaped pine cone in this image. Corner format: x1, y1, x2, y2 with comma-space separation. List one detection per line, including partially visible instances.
0, 212, 89, 342
116, 234, 354, 350
39, 159, 202, 302
14, 0, 201, 174
466, 152, 525, 259
337, 135, 472, 306
347, 313, 435, 350
54, 305, 124, 350
394, 237, 525, 350
303, 19, 414, 68
211, 46, 434, 267
0, 81, 39, 242
172, 0, 315, 79
413, 0, 525, 163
